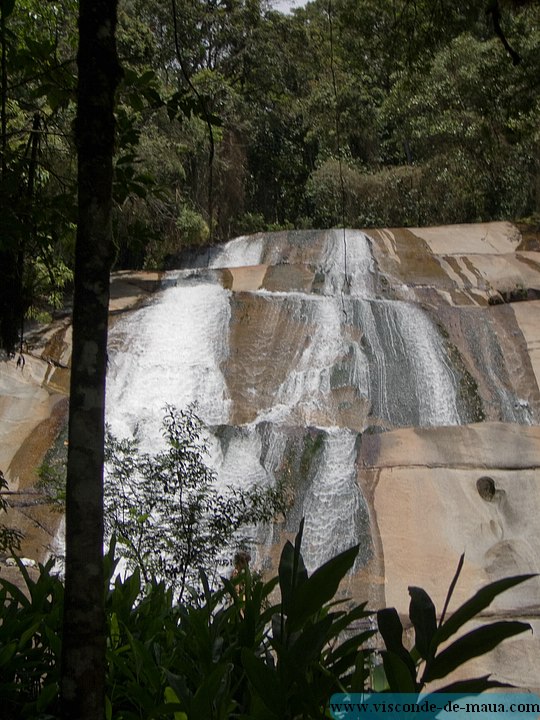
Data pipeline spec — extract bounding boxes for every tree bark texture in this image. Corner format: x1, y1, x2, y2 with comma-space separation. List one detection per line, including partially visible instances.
61, 2, 121, 719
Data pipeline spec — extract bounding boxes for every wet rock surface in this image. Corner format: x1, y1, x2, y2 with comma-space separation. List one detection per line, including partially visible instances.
1, 224, 540, 689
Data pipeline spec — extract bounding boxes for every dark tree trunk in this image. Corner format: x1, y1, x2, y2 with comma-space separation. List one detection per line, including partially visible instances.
60, 2, 121, 719
0, 1, 21, 357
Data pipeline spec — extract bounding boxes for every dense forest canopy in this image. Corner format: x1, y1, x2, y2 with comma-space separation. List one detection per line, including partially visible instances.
1, 0, 539, 352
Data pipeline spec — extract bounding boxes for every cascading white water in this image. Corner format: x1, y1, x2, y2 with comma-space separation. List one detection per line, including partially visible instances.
319, 229, 376, 297
351, 298, 460, 427
208, 234, 264, 268
106, 276, 231, 447
254, 294, 352, 426
105, 229, 468, 573
301, 429, 366, 573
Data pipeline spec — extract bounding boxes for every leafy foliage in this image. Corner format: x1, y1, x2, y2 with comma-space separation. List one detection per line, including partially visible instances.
0, 0, 78, 353
0, 556, 62, 719
376, 553, 534, 694
0, 470, 23, 554
0, 528, 534, 719
240, 519, 374, 719
104, 405, 288, 599
2, 0, 540, 352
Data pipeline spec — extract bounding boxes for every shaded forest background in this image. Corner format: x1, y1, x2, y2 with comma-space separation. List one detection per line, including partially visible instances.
1, 0, 540, 347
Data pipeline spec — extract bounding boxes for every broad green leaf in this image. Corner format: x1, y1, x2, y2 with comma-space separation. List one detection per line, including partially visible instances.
18, 620, 42, 650
381, 650, 418, 692
109, 611, 121, 649
408, 586, 437, 660
241, 648, 282, 715
164, 670, 190, 709
36, 682, 58, 712
289, 544, 359, 629
351, 650, 369, 692
0, 642, 16, 667
164, 687, 188, 720
191, 663, 232, 719
150, 703, 188, 719
278, 540, 295, 614
423, 621, 531, 682
327, 601, 370, 641
0, 577, 30, 607
287, 615, 333, 670
139, 70, 157, 86
44, 625, 62, 657
279, 520, 308, 615
433, 574, 535, 648
327, 629, 377, 669
377, 607, 417, 683
377, 607, 405, 653
371, 661, 389, 692
13, 555, 34, 595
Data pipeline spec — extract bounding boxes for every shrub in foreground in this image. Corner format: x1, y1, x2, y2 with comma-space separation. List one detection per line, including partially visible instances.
0, 524, 533, 719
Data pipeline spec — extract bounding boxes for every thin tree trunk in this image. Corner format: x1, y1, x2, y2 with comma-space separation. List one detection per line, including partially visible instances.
60, 2, 121, 719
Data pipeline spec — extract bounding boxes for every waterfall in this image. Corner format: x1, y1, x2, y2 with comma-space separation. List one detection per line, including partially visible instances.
106, 276, 231, 448
301, 429, 369, 573
351, 299, 460, 427
105, 229, 473, 572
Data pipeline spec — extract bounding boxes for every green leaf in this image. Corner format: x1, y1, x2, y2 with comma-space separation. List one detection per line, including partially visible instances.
0, 642, 16, 667
18, 620, 42, 650
287, 615, 333, 670
13, 555, 35, 595
36, 682, 58, 712
139, 70, 157, 86
423, 621, 531, 682
381, 650, 418, 692
408, 586, 437, 660
326, 601, 371, 641
241, 648, 282, 715
371, 661, 389, 692
149, 703, 188, 719
377, 607, 417, 684
164, 687, 188, 720
164, 670, 190, 709
350, 650, 369, 692
289, 544, 359, 629
44, 625, 62, 657
191, 663, 232, 719
377, 607, 405, 654
0, 577, 30, 607
439, 553, 464, 627
279, 521, 308, 616
109, 611, 121, 649
433, 574, 535, 648
327, 629, 376, 670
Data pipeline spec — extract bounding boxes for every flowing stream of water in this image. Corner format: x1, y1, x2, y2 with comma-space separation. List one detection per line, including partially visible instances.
105, 230, 470, 571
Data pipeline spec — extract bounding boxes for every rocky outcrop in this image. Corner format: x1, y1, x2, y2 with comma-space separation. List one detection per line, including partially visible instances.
1, 222, 540, 690
359, 223, 540, 690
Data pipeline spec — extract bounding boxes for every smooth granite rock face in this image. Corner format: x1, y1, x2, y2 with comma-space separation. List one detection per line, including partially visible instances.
359, 223, 540, 690
1, 223, 539, 689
